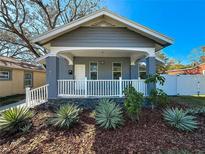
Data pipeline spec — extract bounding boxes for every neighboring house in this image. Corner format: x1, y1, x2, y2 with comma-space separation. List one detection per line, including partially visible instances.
32, 8, 173, 99
0, 56, 46, 97
166, 63, 205, 75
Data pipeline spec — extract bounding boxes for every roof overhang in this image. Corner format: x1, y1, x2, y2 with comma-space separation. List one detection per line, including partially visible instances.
32, 8, 173, 48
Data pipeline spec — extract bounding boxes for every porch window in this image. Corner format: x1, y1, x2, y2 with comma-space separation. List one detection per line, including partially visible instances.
24, 72, 33, 87
138, 62, 146, 79
90, 62, 98, 80
112, 62, 122, 79
0, 71, 10, 80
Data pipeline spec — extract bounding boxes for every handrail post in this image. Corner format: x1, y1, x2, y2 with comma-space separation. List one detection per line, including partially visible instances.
25, 87, 30, 107
85, 77, 87, 97
119, 77, 122, 97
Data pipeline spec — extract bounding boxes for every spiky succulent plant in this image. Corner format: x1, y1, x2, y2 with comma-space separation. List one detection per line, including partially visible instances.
163, 108, 198, 131
0, 107, 33, 133
186, 107, 205, 115
49, 104, 81, 129
95, 99, 124, 129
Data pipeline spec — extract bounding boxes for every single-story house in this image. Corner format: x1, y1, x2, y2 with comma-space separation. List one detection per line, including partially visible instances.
166, 63, 205, 75
0, 56, 46, 97
32, 8, 173, 100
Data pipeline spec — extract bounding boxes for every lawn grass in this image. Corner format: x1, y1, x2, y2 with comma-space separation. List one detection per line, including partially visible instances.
169, 96, 205, 107
0, 94, 25, 107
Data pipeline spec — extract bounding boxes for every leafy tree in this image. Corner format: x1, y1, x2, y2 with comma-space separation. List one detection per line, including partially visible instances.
188, 47, 205, 64
0, 0, 102, 61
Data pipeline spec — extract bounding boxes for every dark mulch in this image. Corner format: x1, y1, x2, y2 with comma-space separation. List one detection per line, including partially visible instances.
0, 105, 205, 154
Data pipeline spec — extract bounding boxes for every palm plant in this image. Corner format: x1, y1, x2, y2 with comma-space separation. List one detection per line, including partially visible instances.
0, 107, 33, 133
49, 104, 81, 129
95, 99, 124, 129
163, 108, 198, 131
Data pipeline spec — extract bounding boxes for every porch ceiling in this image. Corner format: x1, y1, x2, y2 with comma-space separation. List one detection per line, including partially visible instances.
59, 49, 147, 58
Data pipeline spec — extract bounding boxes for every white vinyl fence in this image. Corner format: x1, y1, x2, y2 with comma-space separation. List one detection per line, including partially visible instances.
157, 75, 205, 96
58, 78, 147, 97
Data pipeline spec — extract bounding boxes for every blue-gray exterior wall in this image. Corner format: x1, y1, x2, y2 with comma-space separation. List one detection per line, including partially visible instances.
74, 57, 130, 79
50, 27, 156, 48
58, 57, 74, 79
57, 57, 141, 80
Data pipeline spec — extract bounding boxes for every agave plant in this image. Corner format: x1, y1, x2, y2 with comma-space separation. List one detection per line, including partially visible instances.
49, 104, 81, 129
95, 99, 124, 129
163, 108, 198, 131
0, 107, 33, 133
186, 107, 205, 115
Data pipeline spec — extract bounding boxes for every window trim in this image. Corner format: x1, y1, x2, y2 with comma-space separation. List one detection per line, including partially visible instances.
24, 71, 33, 88
112, 62, 122, 79
0, 70, 11, 80
89, 61, 98, 80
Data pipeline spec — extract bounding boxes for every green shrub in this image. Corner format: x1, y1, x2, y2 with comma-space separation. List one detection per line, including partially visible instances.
49, 104, 81, 129
163, 108, 198, 131
0, 107, 33, 133
95, 99, 123, 129
148, 88, 169, 108
145, 73, 165, 85
124, 86, 144, 121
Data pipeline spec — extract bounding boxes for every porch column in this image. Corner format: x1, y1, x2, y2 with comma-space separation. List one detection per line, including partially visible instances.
46, 54, 58, 99
146, 56, 156, 95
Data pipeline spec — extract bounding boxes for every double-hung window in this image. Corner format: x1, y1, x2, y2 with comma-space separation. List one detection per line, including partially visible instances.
90, 62, 98, 80
0, 71, 10, 80
112, 62, 122, 79
24, 72, 33, 87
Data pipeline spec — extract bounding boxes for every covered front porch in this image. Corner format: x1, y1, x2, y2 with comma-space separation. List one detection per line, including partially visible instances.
38, 47, 157, 99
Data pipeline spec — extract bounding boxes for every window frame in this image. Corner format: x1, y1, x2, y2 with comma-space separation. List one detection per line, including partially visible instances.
138, 63, 146, 79
24, 71, 33, 88
0, 70, 10, 80
89, 61, 98, 80
112, 62, 122, 80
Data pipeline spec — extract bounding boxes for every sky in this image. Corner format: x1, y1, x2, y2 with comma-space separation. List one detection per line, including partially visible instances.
104, 0, 205, 64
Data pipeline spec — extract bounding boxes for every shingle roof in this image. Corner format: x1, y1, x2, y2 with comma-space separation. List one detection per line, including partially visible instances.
0, 56, 45, 72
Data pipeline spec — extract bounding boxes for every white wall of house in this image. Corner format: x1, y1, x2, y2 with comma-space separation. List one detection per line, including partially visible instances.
157, 75, 205, 96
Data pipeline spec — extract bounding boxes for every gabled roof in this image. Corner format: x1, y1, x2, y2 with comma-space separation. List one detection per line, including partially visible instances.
32, 8, 173, 46
0, 56, 45, 72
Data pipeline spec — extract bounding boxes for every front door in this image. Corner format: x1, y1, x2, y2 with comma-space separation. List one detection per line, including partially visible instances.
74, 64, 86, 79
74, 65, 86, 93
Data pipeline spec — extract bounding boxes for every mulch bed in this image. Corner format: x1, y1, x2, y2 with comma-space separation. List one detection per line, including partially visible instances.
0, 104, 205, 154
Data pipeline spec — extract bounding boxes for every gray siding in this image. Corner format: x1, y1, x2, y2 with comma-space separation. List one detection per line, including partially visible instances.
74, 57, 130, 79
58, 57, 73, 79
58, 57, 132, 80
51, 27, 155, 47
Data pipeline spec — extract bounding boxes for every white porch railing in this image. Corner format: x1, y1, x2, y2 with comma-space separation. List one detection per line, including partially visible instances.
25, 84, 49, 107
58, 78, 147, 97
